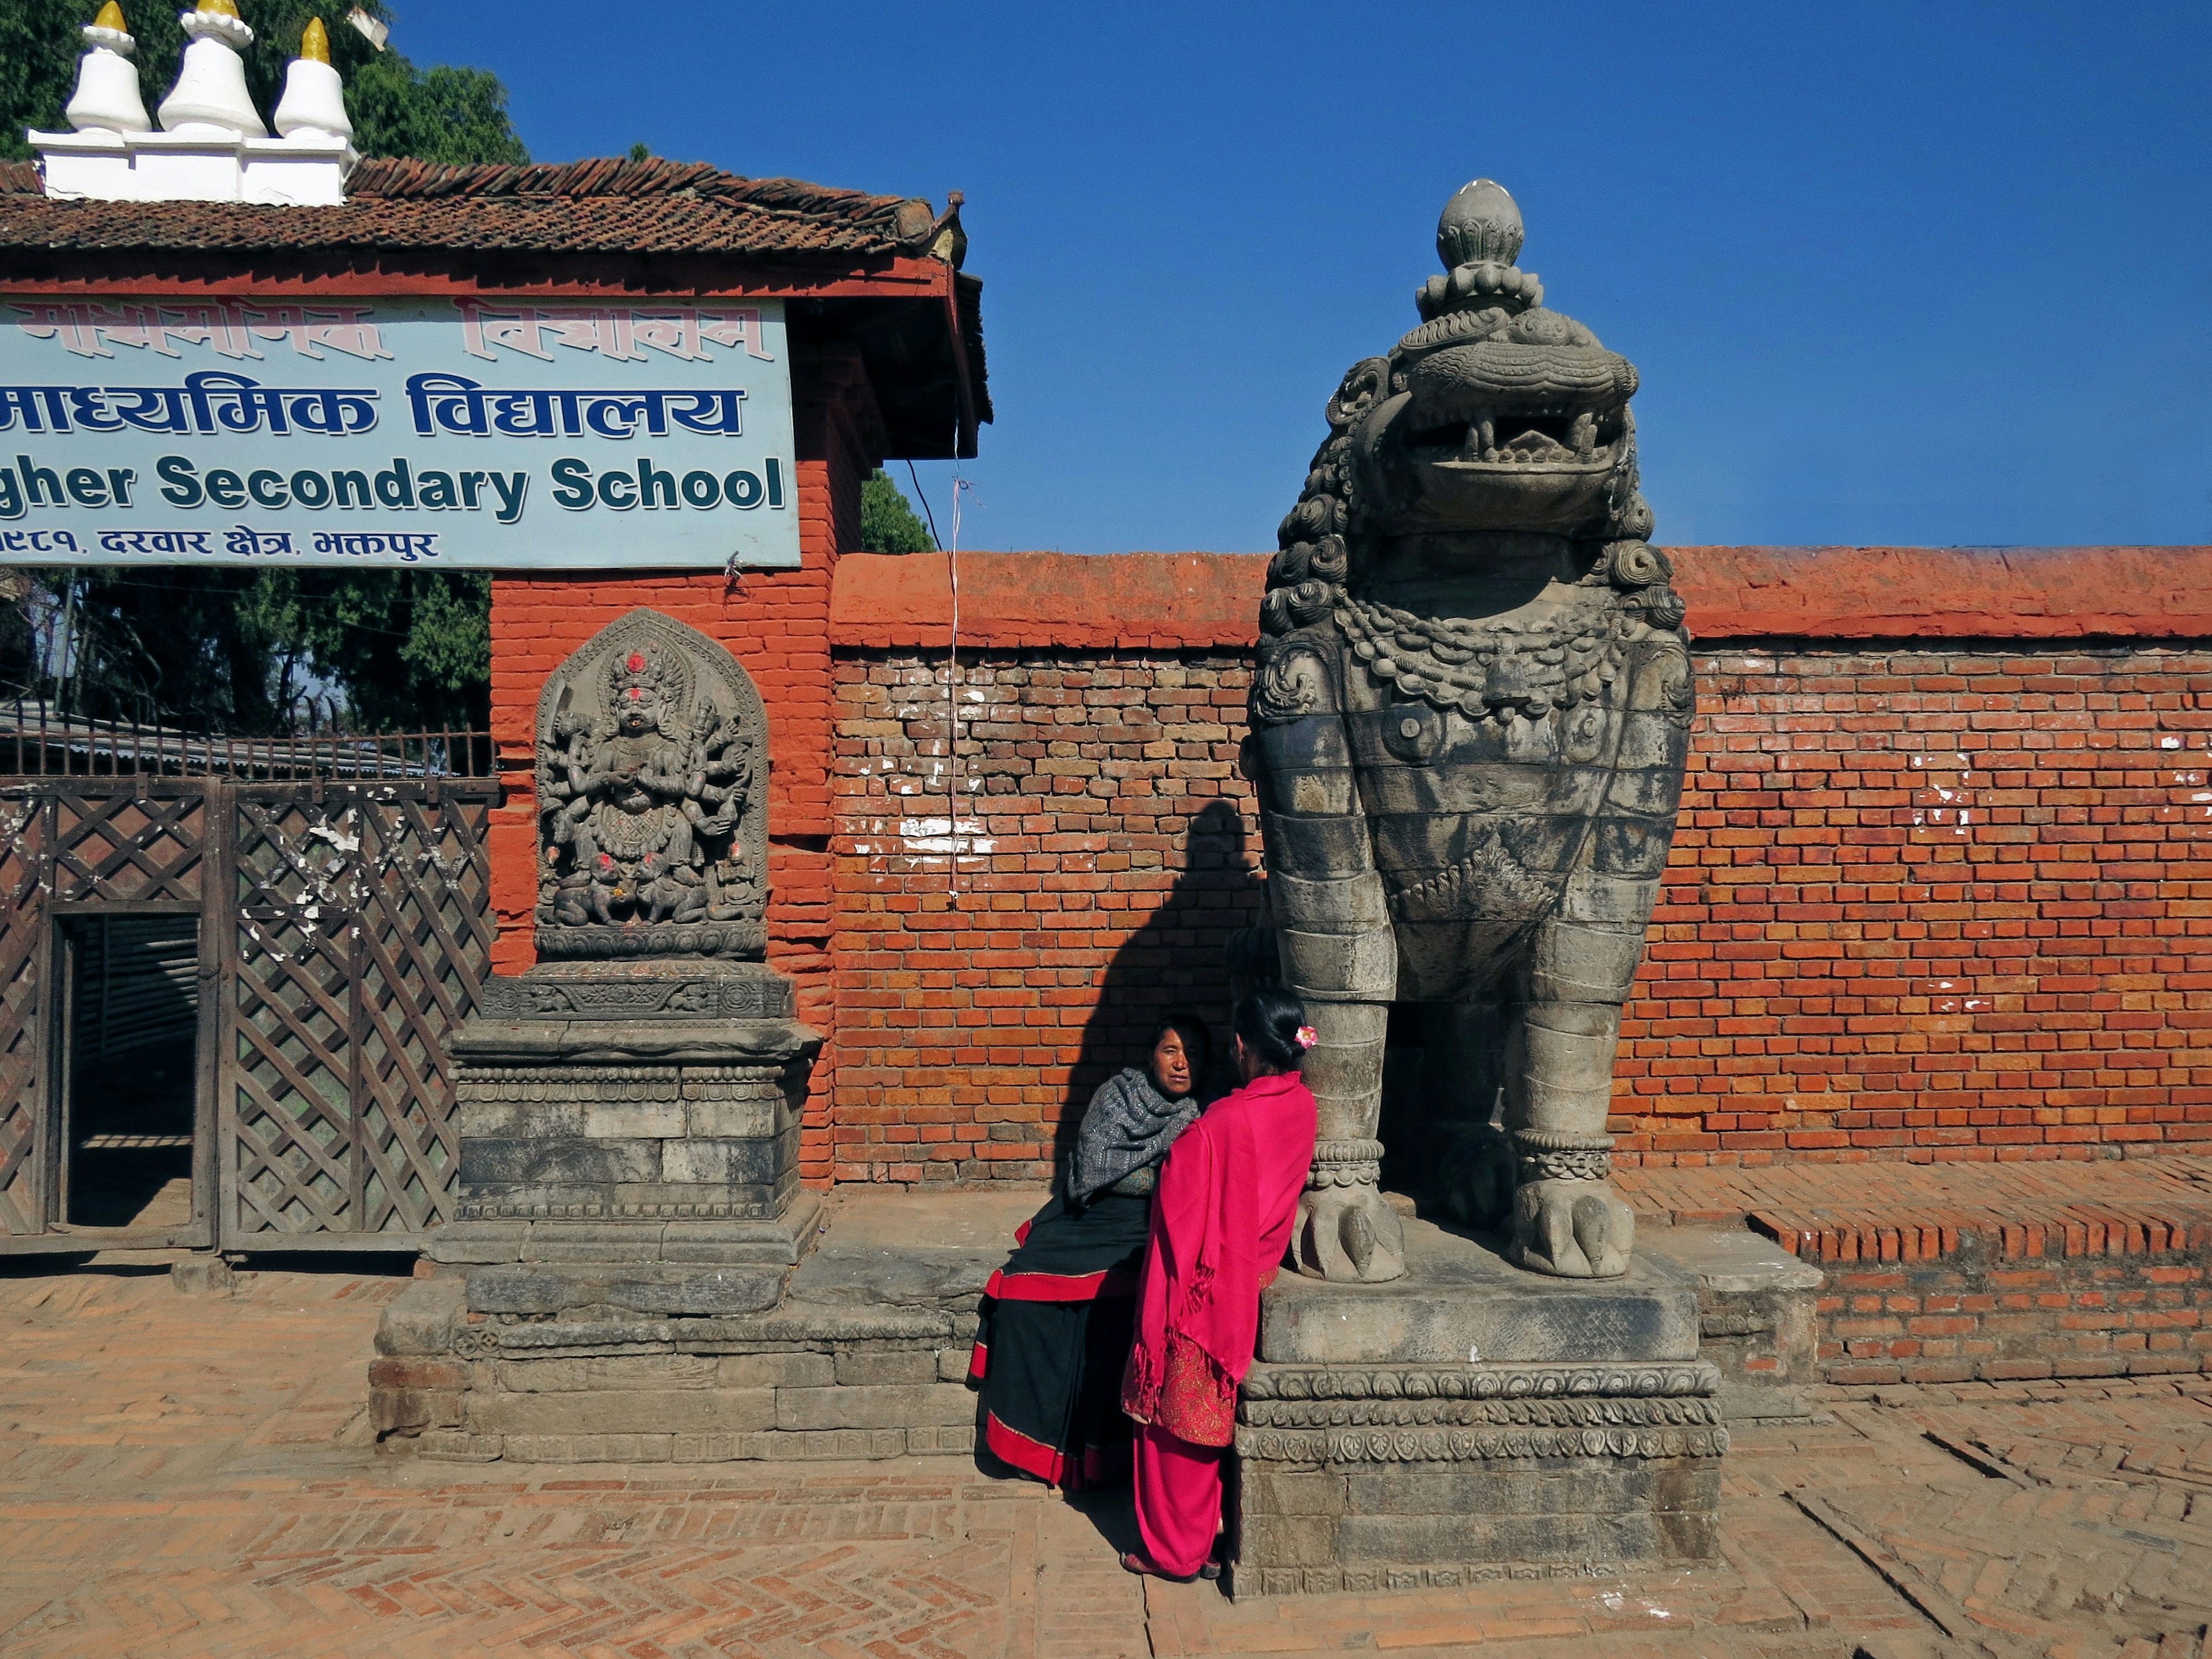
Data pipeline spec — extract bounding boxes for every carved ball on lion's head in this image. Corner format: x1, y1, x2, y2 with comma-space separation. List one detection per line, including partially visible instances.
1286, 580, 1335, 628
1639, 588, 1688, 630
1605, 541, 1673, 589
1436, 179, 1524, 272
1325, 357, 1391, 430
1307, 535, 1350, 585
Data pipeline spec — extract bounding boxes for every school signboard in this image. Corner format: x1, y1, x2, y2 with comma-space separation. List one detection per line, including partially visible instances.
0, 296, 799, 568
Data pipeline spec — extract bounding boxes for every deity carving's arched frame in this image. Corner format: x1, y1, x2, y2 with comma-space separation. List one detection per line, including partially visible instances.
532, 608, 770, 960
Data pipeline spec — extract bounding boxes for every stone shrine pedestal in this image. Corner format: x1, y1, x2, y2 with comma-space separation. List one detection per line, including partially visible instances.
426, 960, 823, 1317
1229, 1210, 1726, 1599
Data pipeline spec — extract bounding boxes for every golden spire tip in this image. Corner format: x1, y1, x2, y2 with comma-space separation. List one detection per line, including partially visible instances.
92, 1, 127, 29
196, 0, 241, 16
301, 16, 331, 61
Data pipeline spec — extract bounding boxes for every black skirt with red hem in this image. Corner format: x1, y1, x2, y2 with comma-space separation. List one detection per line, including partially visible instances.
970, 1185, 1151, 1490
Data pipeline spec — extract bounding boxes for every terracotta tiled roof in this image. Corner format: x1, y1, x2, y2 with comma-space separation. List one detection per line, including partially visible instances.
0, 156, 945, 259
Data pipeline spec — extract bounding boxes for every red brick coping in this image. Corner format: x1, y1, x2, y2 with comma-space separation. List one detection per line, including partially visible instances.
1623, 1156, 2212, 1264
831, 545, 2212, 650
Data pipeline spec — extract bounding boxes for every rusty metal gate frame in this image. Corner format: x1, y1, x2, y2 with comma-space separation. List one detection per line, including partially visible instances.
0, 772, 498, 1254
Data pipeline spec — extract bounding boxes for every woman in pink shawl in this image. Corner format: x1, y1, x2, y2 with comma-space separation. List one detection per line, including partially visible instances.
1120, 986, 1318, 1580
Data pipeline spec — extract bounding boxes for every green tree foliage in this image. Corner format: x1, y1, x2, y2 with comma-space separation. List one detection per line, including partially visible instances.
859, 469, 935, 555
0, 0, 526, 165
0, 2, 520, 732
16, 568, 490, 732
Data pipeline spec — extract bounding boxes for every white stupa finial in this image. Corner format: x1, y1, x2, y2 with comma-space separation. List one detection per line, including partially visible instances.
32, 0, 355, 204
157, 0, 267, 138
273, 18, 354, 143
65, 3, 151, 134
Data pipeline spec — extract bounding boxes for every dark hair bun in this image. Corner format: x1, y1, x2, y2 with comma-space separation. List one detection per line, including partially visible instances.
1233, 985, 1308, 1074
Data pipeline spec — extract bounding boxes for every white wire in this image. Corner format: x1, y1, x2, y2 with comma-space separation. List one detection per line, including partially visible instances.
946, 474, 961, 904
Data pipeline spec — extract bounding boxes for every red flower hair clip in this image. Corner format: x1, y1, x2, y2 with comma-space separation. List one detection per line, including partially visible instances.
1294, 1025, 1319, 1051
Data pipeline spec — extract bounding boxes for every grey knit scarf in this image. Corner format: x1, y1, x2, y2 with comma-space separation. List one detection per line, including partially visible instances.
1067, 1066, 1200, 1204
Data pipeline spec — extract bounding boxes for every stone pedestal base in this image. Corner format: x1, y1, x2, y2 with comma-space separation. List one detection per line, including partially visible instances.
433, 1189, 824, 1319
437, 961, 821, 1318
1231, 1213, 1725, 1597
1639, 1228, 1825, 1421
372, 1188, 1035, 1464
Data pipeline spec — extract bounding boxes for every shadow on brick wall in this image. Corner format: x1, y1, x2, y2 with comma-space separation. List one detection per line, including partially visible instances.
1053, 798, 1264, 1172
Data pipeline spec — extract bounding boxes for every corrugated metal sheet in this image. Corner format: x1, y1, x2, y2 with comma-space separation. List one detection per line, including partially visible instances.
71, 916, 197, 1065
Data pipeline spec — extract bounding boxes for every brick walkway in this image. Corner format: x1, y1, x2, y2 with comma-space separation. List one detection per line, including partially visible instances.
10, 1256, 2212, 1656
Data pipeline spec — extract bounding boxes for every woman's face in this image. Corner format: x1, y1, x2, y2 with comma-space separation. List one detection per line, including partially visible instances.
1150, 1028, 1195, 1098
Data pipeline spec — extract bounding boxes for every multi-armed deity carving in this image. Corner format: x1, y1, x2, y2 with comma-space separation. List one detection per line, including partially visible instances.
1247, 180, 1695, 1284
535, 608, 768, 959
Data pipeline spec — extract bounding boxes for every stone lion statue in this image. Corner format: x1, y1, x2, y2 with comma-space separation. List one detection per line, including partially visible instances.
1244, 179, 1695, 1283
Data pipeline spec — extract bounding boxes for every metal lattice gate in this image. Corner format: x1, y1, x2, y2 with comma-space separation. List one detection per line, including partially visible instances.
0, 748, 497, 1253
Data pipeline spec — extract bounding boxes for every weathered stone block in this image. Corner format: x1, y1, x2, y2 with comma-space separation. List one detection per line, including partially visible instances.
170, 1255, 234, 1297
455, 1101, 585, 1139
461, 1137, 660, 1188
1335, 1510, 1631, 1565
521, 1221, 670, 1264
656, 1237, 798, 1266
685, 1099, 779, 1139
662, 1135, 788, 1185
671, 1433, 744, 1461
369, 1357, 468, 1392
1641, 1229, 1824, 1419
772, 1382, 974, 1431
936, 1349, 971, 1382
1245, 1468, 1348, 1517
601, 1269, 787, 1317
494, 1354, 722, 1392
372, 1385, 463, 1435
1257, 1219, 1699, 1365
834, 1348, 938, 1387
1240, 1513, 1337, 1567
425, 1221, 529, 1266
374, 1278, 462, 1355
464, 1268, 592, 1315
582, 1101, 687, 1139
494, 1358, 591, 1392
738, 1428, 907, 1461
718, 1352, 834, 1390
467, 1388, 774, 1437
415, 1428, 502, 1462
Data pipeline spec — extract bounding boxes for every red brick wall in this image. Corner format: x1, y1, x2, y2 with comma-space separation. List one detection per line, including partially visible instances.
1812, 1243, 2212, 1387
828, 650, 1263, 1184
818, 639, 2211, 1184
491, 541, 2212, 1189
486, 346, 871, 1182
1620, 643, 2212, 1168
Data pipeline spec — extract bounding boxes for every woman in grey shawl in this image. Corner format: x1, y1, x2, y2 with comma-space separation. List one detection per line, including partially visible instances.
969, 1010, 1211, 1490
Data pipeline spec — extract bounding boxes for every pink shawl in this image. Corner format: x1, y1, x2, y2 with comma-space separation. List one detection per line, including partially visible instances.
1120, 1071, 1317, 1446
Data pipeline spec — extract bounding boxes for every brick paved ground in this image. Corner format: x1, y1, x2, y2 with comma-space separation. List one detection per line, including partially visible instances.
10, 1256, 2212, 1657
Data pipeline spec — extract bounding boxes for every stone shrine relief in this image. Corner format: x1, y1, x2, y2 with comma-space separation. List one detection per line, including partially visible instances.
1245, 178, 1696, 1284
533, 608, 768, 960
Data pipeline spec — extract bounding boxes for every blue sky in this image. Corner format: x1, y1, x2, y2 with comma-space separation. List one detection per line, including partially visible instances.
400, 1, 2209, 553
